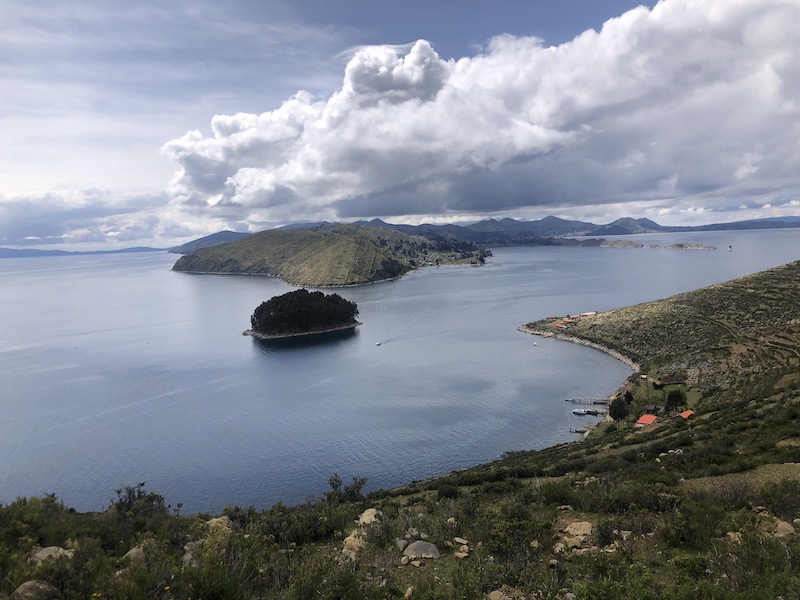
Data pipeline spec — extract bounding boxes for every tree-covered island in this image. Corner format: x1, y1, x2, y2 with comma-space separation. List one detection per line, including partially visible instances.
245, 288, 360, 338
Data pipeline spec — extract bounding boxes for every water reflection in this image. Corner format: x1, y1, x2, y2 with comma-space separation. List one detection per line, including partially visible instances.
252, 326, 360, 353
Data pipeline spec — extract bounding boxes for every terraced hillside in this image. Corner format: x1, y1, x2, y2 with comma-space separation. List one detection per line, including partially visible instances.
172, 224, 480, 286
526, 260, 800, 403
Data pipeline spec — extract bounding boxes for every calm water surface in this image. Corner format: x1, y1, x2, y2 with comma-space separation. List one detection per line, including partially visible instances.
1, 229, 798, 512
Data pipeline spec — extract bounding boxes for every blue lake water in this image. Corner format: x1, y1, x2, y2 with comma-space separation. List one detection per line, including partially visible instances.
0, 228, 798, 512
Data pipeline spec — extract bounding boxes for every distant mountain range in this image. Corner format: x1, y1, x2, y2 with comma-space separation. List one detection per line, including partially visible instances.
346, 215, 800, 246
2, 215, 799, 258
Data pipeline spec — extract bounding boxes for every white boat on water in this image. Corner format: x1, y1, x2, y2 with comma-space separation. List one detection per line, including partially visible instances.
573, 408, 604, 416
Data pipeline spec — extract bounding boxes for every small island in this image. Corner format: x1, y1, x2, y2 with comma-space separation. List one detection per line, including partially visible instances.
244, 288, 360, 339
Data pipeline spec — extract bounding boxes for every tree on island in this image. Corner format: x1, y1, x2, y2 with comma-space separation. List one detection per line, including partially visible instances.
250, 289, 359, 336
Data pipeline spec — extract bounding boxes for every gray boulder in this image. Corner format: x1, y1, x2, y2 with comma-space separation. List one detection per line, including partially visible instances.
11, 580, 61, 600
403, 540, 440, 559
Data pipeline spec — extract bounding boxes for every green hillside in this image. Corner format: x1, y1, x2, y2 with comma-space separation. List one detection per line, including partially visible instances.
172, 224, 483, 286
4, 262, 800, 599
525, 260, 800, 403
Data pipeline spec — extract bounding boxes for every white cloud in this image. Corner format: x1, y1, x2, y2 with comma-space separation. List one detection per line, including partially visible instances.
161, 0, 800, 229
0, 188, 240, 249
4, 0, 799, 249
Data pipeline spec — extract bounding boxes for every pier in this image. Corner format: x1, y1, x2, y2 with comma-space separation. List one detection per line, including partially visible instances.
565, 397, 609, 405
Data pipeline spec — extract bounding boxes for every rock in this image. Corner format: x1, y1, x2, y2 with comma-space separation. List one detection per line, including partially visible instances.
182, 540, 199, 568
411, 560, 422, 568
447, 517, 457, 525
341, 530, 366, 562
454, 551, 469, 559
207, 516, 233, 530
774, 520, 795, 538
407, 527, 419, 538
395, 538, 408, 551
343, 531, 365, 553
726, 531, 742, 544
459, 544, 470, 553
341, 548, 357, 562
557, 505, 575, 511
793, 518, 800, 529
404, 587, 414, 599
553, 542, 566, 554
454, 536, 469, 545
564, 521, 593, 537
400, 556, 410, 566
404, 540, 441, 559
549, 559, 559, 568
564, 537, 583, 550
358, 508, 381, 526
530, 540, 539, 549
31, 547, 73, 567
10, 581, 61, 600
487, 585, 527, 599
122, 545, 146, 567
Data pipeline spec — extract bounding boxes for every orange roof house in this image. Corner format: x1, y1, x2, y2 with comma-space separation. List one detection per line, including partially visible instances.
677, 410, 695, 420
635, 414, 657, 428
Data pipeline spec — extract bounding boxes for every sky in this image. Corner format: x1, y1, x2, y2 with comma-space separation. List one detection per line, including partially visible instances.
2, 0, 799, 249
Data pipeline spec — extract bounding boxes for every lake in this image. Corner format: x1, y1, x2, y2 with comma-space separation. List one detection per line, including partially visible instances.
1, 228, 798, 513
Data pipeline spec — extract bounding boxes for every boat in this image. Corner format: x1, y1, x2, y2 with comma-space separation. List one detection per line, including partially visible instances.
376, 342, 382, 346
573, 408, 604, 416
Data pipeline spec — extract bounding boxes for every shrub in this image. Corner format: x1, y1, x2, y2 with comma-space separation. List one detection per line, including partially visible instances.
760, 479, 800, 520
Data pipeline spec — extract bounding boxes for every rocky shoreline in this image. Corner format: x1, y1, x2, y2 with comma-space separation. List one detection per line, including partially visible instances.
517, 325, 641, 372
243, 321, 361, 339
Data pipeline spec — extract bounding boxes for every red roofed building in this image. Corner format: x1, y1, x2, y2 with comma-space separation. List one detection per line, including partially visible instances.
635, 414, 657, 428
677, 409, 695, 420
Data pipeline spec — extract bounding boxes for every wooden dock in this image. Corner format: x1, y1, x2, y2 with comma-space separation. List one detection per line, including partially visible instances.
565, 398, 609, 405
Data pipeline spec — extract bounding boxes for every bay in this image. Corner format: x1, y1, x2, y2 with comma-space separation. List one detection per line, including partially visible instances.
0, 228, 798, 512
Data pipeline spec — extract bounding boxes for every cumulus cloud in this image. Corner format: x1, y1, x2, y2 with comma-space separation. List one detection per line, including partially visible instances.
161, 0, 800, 226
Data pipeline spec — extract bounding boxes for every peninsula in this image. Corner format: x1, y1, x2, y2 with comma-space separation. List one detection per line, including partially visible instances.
172, 223, 486, 287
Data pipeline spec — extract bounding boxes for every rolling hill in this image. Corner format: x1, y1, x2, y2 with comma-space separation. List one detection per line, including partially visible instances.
172, 223, 482, 286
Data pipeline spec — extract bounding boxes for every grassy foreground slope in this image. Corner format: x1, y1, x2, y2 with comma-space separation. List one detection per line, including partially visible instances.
172, 224, 482, 287
3, 263, 800, 599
